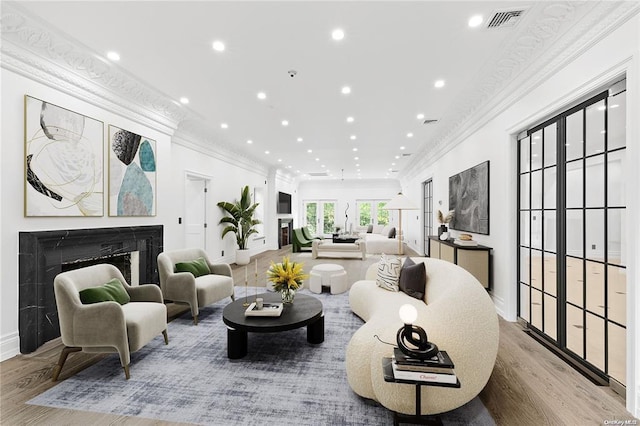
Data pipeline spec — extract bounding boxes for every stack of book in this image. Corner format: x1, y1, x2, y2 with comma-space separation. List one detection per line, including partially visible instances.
391, 347, 458, 384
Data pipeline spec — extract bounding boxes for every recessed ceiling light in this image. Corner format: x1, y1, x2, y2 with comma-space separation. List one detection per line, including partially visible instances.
357, 169, 361, 172
212, 40, 226, 52
321, 164, 326, 168
332, 28, 345, 41
434, 80, 445, 88
356, 163, 360, 167
281, 120, 289, 126
287, 165, 292, 169
354, 157, 359, 160
400, 146, 405, 150
106, 51, 120, 61
350, 135, 356, 140
468, 15, 483, 28
346, 116, 354, 123
395, 155, 400, 159
407, 132, 413, 138
352, 148, 358, 152
297, 137, 303, 142
257, 92, 266, 100
307, 149, 313, 153
278, 158, 282, 162
392, 162, 396, 166
265, 150, 270, 154
179, 97, 189, 105
315, 158, 320, 161
417, 113, 425, 120
221, 123, 228, 129
247, 140, 253, 144
341, 86, 351, 95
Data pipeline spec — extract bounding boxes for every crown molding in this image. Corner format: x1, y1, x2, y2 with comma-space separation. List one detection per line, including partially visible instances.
1, 3, 266, 166
173, 120, 269, 176
401, 1, 640, 181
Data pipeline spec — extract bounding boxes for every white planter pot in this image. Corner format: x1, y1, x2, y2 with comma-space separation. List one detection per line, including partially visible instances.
236, 249, 251, 265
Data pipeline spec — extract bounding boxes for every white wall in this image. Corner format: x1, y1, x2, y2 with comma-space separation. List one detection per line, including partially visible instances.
401, 14, 640, 417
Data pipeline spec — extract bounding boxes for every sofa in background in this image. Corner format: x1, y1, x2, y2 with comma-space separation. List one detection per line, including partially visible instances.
311, 239, 366, 260
358, 225, 400, 254
346, 257, 498, 415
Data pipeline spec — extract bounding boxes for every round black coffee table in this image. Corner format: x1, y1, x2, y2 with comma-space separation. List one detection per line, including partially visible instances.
222, 292, 324, 359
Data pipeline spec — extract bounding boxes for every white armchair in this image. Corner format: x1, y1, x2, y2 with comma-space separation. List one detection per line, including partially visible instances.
53, 264, 168, 381
157, 248, 234, 325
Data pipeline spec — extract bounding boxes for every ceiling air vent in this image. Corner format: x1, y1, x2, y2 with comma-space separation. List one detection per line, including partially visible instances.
401, 153, 412, 157
423, 119, 438, 125
486, 9, 526, 29
308, 172, 329, 177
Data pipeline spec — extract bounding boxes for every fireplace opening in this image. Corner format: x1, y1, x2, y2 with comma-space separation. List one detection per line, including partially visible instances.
277, 218, 293, 248
61, 251, 140, 285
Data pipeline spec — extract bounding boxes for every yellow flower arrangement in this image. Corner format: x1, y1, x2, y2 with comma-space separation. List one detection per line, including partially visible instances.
267, 256, 309, 292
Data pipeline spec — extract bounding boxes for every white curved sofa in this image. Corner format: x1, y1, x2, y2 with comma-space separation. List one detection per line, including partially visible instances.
346, 257, 498, 415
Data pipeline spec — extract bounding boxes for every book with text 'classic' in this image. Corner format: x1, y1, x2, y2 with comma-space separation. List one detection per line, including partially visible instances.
393, 348, 454, 369
391, 361, 458, 384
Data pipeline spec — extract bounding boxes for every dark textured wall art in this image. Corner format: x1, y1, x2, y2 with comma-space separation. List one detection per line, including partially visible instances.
448, 161, 490, 235
24, 96, 104, 216
109, 126, 157, 216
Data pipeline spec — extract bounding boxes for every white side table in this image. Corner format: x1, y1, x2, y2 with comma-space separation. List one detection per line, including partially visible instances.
309, 264, 348, 294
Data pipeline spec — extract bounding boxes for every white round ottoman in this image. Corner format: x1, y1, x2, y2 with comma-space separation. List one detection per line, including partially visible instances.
309, 264, 348, 294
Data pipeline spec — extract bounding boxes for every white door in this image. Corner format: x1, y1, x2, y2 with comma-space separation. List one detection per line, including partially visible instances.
184, 175, 208, 249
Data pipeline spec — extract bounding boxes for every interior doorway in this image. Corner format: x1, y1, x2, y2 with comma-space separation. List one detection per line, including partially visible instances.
184, 172, 210, 250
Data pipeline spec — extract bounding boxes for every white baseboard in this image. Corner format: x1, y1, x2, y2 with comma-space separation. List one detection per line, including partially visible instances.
0, 331, 20, 362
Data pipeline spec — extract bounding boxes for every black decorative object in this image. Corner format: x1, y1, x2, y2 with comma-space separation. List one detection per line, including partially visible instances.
438, 224, 447, 237
449, 161, 490, 235
396, 305, 439, 360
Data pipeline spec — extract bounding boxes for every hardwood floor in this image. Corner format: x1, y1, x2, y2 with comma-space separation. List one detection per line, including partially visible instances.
1, 247, 635, 425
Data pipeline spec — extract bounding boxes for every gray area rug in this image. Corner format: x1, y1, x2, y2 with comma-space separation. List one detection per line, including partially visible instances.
29, 286, 495, 425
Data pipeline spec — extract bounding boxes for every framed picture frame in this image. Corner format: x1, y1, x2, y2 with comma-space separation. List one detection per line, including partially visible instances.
108, 125, 157, 216
448, 161, 490, 235
24, 95, 104, 217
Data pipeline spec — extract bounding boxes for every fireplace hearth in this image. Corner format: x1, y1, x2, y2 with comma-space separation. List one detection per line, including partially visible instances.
18, 225, 163, 353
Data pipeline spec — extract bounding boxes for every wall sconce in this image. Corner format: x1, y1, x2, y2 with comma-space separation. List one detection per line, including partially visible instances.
396, 304, 438, 360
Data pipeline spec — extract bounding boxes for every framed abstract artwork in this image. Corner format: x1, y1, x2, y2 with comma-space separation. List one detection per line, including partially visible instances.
448, 161, 490, 235
24, 95, 104, 217
108, 125, 157, 216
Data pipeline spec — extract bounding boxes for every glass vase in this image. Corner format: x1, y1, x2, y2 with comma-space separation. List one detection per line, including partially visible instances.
281, 288, 296, 304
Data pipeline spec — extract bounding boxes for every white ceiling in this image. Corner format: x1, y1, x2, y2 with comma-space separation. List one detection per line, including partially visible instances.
8, 1, 626, 181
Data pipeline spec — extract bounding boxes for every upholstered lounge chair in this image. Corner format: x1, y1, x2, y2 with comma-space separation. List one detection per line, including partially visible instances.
292, 228, 313, 253
301, 226, 322, 241
157, 248, 234, 325
52, 264, 168, 381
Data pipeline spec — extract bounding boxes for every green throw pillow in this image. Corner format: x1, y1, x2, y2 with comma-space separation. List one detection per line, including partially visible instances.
79, 278, 131, 305
175, 257, 211, 278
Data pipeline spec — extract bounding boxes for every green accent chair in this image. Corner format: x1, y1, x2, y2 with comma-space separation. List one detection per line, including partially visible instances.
302, 226, 322, 241
292, 228, 313, 253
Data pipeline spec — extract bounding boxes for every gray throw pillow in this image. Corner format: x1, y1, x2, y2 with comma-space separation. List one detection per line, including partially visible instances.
388, 227, 396, 238
399, 257, 426, 300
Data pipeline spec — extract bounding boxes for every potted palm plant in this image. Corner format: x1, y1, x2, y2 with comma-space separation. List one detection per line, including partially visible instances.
217, 186, 261, 265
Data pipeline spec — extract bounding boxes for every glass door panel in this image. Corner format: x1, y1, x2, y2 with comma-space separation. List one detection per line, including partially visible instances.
518, 87, 626, 386
304, 202, 318, 234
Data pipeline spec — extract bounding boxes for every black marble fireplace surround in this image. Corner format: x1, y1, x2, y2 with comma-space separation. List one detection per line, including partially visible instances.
18, 225, 163, 353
